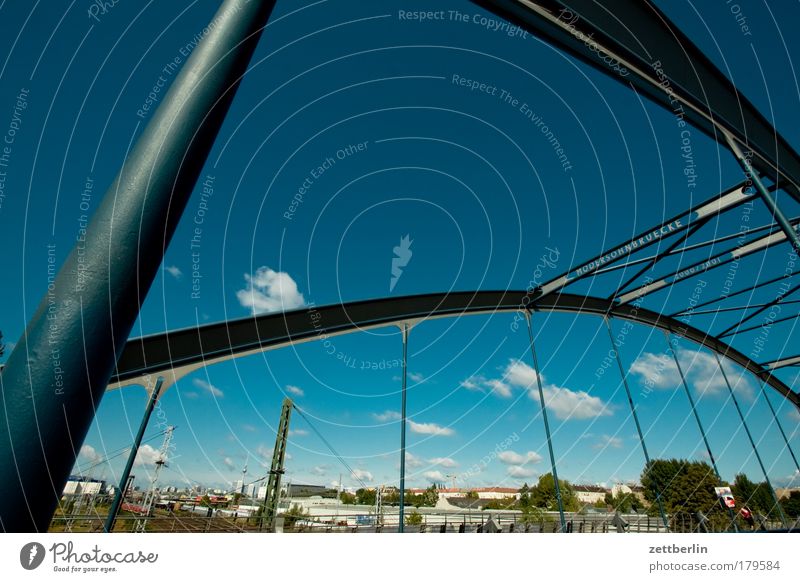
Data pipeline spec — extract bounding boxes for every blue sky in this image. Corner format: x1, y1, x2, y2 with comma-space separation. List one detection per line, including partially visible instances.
0, 0, 799, 493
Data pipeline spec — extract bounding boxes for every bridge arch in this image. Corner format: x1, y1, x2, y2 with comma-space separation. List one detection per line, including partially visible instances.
109, 290, 799, 410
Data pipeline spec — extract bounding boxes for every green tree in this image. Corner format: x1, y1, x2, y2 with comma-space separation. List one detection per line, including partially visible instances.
339, 491, 356, 504
641, 459, 683, 509
781, 491, 800, 519
641, 459, 723, 517
606, 492, 642, 513
421, 485, 439, 507
383, 489, 399, 505
405, 510, 423, 526
530, 473, 579, 511
753, 484, 779, 517
484, 497, 516, 510
732, 474, 780, 517
465, 490, 479, 500
283, 503, 309, 527
731, 474, 758, 508
519, 504, 545, 524
518, 483, 531, 508
199, 494, 212, 508
355, 488, 376, 506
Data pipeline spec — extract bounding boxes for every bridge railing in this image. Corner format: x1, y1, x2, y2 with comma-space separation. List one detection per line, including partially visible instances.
49, 509, 794, 533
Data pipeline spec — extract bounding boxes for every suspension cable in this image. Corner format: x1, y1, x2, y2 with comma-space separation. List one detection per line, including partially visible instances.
291, 405, 370, 491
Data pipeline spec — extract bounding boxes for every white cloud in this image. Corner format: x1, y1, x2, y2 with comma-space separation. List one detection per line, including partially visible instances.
79, 445, 101, 464
463, 359, 611, 420
286, 385, 304, 397
164, 265, 183, 279
351, 469, 373, 483
423, 470, 446, 483
460, 375, 513, 397
408, 372, 426, 383
629, 349, 754, 399
135, 444, 163, 467
485, 378, 512, 398
236, 267, 306, 314
788, 408, 800, 422
312, 465, 327, 476
429, 457, 458, 468
242, 424, 258, 433
507, 360, 610, 420
507, 466, 537, 478
691, 352, 754, 399
222, 457, 237, 471
193, 378, 224, 398
783, 469, 800, 488
498, 451, 525, 465
629, 352, 676, 389
405, 453, 424, 468
505, 359, 541, 388
289, 429, 308, 437
498, 450, 542, 465
460, 376, 485, 391
408, 420, 455, 436
372, 410, 402, 422
593, 434, 623, 449
538, 384, 612, 420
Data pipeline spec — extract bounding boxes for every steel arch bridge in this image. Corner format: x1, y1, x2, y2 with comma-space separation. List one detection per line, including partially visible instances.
108, 290, 798, 407
1, 0, 800, 532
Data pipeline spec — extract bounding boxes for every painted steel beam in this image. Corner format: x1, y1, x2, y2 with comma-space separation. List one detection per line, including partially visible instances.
607, 219, 709, 301
720, 308, 800, 339
536, 183, 752, 298
668, 271, 800, 317
596, 218, 794, 278
616, 220, 800, 305
470, 0, 800, 200
0, 0, 278, 532
765, 355, 800, 370
108, 291, 800, 408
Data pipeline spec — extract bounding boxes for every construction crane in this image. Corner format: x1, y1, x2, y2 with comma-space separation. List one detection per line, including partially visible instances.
260, 398, 292, 531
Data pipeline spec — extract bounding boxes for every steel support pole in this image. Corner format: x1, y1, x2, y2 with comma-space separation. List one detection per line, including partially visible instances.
712, 352, 788, 527
525, 311, 566, 532
604, 317, 670, 530
261, 397, 292, 531
399, 323, 409, 533
664, 333, 737, 531
756, 379, 800, 475
103, 377, 163, 533
724, 132, 800, 255
0, 0, 277, 531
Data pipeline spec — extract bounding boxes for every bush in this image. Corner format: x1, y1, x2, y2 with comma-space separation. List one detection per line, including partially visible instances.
405, 511, 423, 526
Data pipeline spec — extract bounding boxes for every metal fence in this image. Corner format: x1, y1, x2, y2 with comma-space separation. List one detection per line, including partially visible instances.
48, 509, 794, 533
